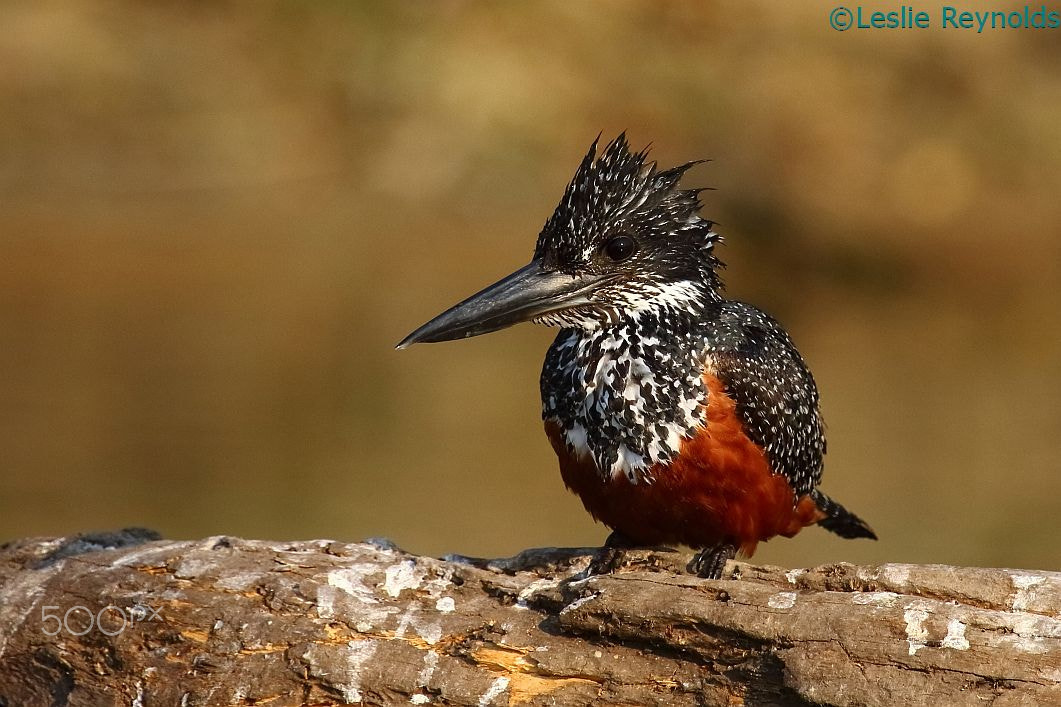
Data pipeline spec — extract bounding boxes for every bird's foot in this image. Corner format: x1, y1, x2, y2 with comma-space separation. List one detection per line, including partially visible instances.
687, 543, 737, 579
585, 531, 638, 576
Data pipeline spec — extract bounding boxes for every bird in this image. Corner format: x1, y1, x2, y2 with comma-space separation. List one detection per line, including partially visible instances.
397, 134, 876, 579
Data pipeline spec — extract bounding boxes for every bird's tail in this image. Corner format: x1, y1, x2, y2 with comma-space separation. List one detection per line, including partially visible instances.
811, 490, 877, 540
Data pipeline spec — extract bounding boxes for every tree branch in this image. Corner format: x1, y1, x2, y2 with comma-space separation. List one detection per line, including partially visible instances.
0, 530, 1058, 706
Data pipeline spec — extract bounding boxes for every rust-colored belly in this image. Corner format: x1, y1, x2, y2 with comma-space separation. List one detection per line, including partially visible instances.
545, 372, 824, 556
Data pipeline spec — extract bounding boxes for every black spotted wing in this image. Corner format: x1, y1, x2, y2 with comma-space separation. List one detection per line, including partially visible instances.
703, 302, 826, 498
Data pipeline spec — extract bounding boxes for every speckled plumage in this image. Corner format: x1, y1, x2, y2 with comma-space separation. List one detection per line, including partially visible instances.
541, 312, 708, 483
531, 135, 721, 330
541, 301, 825, 497
535, 135, 823, 495
528, 134, 875, 564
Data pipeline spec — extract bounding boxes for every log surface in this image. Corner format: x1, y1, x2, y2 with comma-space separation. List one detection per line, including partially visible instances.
0, 530, 1058, 706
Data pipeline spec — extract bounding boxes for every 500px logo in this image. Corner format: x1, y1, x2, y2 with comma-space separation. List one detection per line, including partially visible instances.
41, 603, 161, 637
830, 5, 1061, 31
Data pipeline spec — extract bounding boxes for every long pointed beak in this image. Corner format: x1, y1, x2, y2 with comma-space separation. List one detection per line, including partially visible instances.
396, 260, 600, 349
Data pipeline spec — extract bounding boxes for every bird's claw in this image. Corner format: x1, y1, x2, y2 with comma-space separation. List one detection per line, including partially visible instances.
687, 543, 737, 579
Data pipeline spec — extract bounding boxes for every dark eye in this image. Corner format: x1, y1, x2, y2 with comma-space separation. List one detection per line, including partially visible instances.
603, 234, 637, 262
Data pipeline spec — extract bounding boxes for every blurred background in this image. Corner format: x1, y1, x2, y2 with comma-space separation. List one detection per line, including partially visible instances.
2, 1, 1058, 571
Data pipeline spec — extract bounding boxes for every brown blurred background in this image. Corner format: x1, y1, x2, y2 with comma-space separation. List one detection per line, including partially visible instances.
1, 1, 1058, 571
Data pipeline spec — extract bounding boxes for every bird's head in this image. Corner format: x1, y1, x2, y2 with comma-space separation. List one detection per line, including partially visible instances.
397, 134, 722, 349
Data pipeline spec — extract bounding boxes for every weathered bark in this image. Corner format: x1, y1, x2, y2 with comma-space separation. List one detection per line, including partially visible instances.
0, 530, 1058, 706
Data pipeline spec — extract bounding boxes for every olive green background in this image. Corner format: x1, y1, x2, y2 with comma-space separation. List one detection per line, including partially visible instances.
2, 2, 1059, 571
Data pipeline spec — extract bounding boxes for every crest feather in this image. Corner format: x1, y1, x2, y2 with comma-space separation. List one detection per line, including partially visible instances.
535, 134, 718, 273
